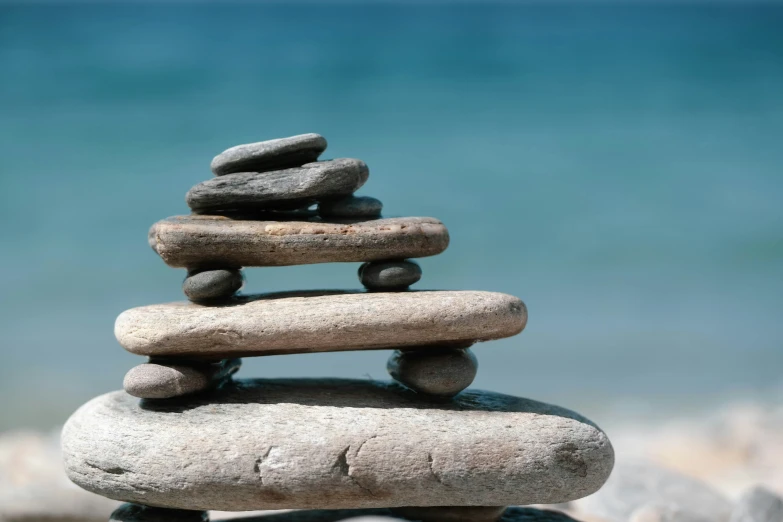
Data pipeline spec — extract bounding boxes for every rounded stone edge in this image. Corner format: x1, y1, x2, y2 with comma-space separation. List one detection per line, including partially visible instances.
210, 133, 328, 176
110, 503, 209, 522
319, 195, 383, 219
387, 347, 478, 397
359, 260, 422, 291
182, 268, 244, 303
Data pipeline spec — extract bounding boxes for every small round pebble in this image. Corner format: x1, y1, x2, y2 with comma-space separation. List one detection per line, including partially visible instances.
359, 260, 421, 290
123, 359, 241, 399
183, 268, 243, 302
387, 347, 478, 397
110, 503, 208, 522
393, 506, 507, 522
319, 195, 383, 219
210, 133, 327, 176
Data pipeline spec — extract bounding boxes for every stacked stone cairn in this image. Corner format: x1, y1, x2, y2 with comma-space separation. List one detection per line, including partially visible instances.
62, 134, 615, 522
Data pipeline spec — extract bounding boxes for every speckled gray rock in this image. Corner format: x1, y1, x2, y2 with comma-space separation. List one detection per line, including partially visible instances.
188, 159, 369, 214
211, 134, 327, 176
392, 506, 506, 522
319, 196, 383, 219
122, 359, 241, 399
387, 347, 477, 397
212, 507, 583, 522
575, 461, 732, 522
359, 260, 422, 290
115, 290, 526, 359
183, 268, 243, 302
61, 379, 614, 511
110, 503, 208, 522
730, 486, 783, 522
149, 216, 449, 268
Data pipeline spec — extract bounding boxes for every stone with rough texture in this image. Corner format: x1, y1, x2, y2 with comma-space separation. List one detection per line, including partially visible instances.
392, 506, 507, 522
211, 134, 327, 176
360, 260, 422, 290
115, 290, 526, 359
188, 159, 369, 214
183, 269, 243, 302
730, 486, 783, 522
110, 503, 208, 522
576, 461, 732, 522
62, 379, 614, 511
123, 359, 241, 399
319, 196, 383, 219
387, 347, 477, 397
213, 507, 584, 522
149, 215, 449, 268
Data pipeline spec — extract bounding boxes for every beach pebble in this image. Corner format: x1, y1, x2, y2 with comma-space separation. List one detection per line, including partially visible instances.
211, 133, 327, 176
123, 359, 241, 399
62, 378, 614, 511
183, 268, 243, 302
111, 503, 208, 522
387, 347, 478, 397
359, 260, 422, 290
730, 486, 783, 522
150, 215, 448, 268
319, 195, 383, 219
575, 461, 732, 522
115, 290, 526, 359
188, 159, 368, 214
392, 506, 507, 522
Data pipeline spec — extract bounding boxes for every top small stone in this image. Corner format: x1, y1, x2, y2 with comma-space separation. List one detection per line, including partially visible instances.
211, 133, 327, 176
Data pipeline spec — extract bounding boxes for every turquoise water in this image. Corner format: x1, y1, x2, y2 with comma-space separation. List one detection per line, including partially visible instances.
1, 3, 782, 430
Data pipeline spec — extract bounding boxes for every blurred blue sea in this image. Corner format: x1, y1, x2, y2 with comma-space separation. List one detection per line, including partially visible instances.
1, 3, 782, 430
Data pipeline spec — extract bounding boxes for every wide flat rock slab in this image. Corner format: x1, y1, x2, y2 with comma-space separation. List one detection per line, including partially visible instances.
62, 379, 614, 511
149, 215, 449, 268
115, 290, 526, 359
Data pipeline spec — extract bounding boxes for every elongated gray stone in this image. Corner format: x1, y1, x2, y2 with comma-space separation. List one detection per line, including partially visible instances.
123, 359, 241, 399
62, 379, 614, 511
188, 159, 369, 214
115, 290, 526, 359
149, 216, 449, 268
110, 503, 208, 521
211, 134, 327, 176
183, 268, 243, 302
387, 347, 477, 397
360, 260, 422, 290
319, 196, 383, 219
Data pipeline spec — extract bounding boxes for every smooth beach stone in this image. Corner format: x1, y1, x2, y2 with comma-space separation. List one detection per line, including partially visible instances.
111, 503, 208, 522
319, 196, 383, 219
123, 359, 241, 399
392, 506, 507, 522
211, 133, 327, 176
730, 486, 783, 522
62, 378, 614, 511
208, 507, 582, 522
359, 260, 422, 290
182, 268, 243, 302
575, 461, 732, 522
149, 215, 449, 268
115, 290, 526, 359
387, 347, 478, 397
187, 159, 369, 214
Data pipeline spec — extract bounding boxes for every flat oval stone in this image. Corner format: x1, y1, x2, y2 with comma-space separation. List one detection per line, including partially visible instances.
149, 216, 449, 268
360, 260, 422, 290
183, 268, 243, 302
110, 504, 208, 522
62, 379, 615, 511
188, 159, 369, 214
123, 359, 241, 399
115, 290, 526, 359
319, 196, 383, 219
387, 347, 478, 397
211, 134, 327, 176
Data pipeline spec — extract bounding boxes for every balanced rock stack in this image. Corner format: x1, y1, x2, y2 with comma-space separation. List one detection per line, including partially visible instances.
62, 134, 615, 522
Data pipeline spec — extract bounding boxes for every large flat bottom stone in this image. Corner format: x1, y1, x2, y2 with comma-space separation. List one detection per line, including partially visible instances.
115, 290, 526, 359
62, 379, 614, 511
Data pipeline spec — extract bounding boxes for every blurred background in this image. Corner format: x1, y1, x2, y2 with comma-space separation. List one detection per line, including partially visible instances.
1, 1, 783, 507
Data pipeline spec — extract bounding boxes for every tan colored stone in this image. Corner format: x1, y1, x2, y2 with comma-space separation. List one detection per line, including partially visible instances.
148, 215, 449, 268
61, 379, 614, 511
114, 291, 526, 359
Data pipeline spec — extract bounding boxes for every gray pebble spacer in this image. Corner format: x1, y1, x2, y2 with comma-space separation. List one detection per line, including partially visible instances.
359, 260, 422, 290
387, 346, 478, 397
183, 268, 243, 302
